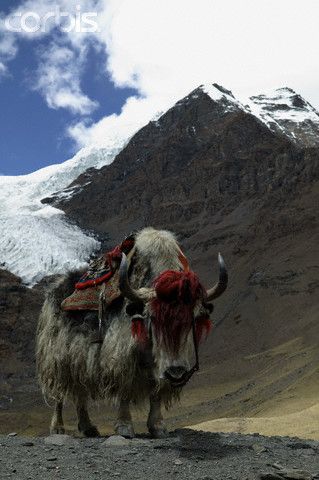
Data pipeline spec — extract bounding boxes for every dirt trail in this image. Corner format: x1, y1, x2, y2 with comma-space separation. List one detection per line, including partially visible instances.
188, 403, 319, 440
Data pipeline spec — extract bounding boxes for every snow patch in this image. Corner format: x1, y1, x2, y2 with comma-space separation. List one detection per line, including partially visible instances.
201, 83, 245, 112
246, 87, 319, 145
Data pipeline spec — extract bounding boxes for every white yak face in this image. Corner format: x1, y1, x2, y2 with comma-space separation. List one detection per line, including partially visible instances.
119, 228, 227, 386
150, 323, 194, 387
130, 300, 212, 388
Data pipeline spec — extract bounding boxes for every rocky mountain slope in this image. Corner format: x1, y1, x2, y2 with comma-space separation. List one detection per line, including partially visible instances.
53, 83, 319, 435
247, 87, 319, 147
0, 83, 318, 438
55, 84, 318, 239
1, 84, 317, 285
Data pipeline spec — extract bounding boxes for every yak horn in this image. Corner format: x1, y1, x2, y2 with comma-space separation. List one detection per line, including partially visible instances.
206, 253, 228, 301
119, 253, 153, 303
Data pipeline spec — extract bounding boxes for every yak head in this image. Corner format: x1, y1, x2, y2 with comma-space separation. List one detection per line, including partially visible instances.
119, 253, 228, 388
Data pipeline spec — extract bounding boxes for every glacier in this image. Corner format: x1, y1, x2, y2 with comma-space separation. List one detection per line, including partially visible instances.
0, 139, 128, 285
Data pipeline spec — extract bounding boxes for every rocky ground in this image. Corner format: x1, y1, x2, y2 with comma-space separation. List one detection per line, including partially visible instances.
1, 430, 319, 480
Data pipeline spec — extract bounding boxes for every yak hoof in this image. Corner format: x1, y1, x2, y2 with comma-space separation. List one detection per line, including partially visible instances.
78, 424, 100, 437
148, 425, 169, 439
50, 426, 65, 435
115, 423, 135, 439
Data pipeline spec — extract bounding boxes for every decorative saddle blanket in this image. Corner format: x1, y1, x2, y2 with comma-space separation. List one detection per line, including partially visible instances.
61, 233, 135, 312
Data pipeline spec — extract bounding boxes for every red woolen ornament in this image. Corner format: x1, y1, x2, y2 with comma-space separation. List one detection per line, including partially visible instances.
195, 316, 212, 342
131, 316, 148, 345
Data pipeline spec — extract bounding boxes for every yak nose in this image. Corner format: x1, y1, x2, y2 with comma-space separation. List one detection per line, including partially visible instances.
164, 366, 188, 382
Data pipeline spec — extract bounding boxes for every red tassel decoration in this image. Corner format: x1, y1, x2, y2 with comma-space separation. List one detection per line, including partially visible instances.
151, 269, 207, 353
195, 316, 212, 343
131, 317, 148, 346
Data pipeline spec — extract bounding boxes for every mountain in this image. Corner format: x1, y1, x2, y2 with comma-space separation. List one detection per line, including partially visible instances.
1, 84, 319, 285
1, 83, 318, 437
247, 87, 319, 147
0, 269, 44, 379
54, 83, 318, 240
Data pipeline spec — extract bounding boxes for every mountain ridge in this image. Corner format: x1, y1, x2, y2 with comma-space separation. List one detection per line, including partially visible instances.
1, 82, 319, 284
54, 84, 318, 240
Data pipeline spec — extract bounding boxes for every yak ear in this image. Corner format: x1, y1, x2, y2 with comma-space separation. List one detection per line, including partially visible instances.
126, 302, 144, 316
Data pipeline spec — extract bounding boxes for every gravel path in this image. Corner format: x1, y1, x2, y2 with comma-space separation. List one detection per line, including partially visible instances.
1, 430, 319, 480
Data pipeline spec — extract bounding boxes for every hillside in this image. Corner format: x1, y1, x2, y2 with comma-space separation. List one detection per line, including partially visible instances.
0, 83, 318, 438
55, 84, 319, 435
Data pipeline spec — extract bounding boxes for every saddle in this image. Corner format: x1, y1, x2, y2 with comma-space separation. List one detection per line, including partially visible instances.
61, 233, 135, 312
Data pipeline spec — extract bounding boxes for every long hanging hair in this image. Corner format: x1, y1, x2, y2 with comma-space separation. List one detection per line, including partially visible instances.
150, 270, 209, 353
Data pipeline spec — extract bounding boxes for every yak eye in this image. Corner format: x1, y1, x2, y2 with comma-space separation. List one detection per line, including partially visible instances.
202, 302, 214, 314
126, 302, 144, 316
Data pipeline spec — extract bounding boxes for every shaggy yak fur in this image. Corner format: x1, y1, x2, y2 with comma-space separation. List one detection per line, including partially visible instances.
36, 228, 214, 438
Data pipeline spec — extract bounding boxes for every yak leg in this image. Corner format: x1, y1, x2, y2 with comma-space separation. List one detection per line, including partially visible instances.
115, 399, 135, 438
147, 393, 168, 438
75, 394, 100, 437
50, 400, 65, 434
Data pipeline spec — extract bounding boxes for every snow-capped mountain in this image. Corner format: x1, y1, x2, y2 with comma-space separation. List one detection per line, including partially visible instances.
197, 84, 319, 147
0, 138, 128, 285
1, 83, 319, 286
247, 87, 319, 147
176, 83, 246, 114
180, 84, 319, 148
201, 83, 246, 113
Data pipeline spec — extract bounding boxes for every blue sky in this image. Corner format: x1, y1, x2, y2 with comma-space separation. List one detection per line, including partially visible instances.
1, 0, 318, 176
0, 40, 136, 175
0, 1, 137, 175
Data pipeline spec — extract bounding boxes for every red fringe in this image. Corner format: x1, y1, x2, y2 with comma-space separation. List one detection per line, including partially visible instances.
154, 270, 205, 305
151, 269, 206, 353
131, 318, 148, 346
195, 316, 212, 343
107, 245, 122, 270
75, 237, 135, 290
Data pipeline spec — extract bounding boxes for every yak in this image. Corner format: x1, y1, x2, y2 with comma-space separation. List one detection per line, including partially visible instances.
36, 227, 227, 438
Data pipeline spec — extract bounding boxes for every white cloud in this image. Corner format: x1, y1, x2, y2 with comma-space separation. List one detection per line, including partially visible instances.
0, 61, 7, 77
68, 94, 172, 148
34, 42, 98, 114
0, 0, 102, 114
0, 28, 18, 65
97, 0, 319, 99
1, 0, 319, 149
70, 0, 319, 146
